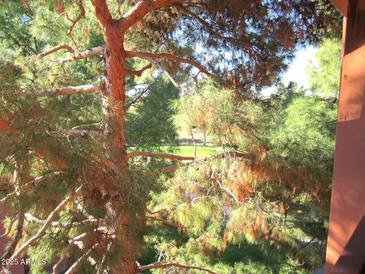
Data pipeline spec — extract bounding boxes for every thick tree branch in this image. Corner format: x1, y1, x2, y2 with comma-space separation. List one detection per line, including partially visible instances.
37, 46, 104, 63
126, 51, 211, 76
38, 84, 100, 96
138, 262, 217, 274
121, 0, 185, 32
125, 63, 153, 77
24, 213, 99, 228
37, 45, 75, 58
127, 151, 194, 161
91, 0, 113, 28
10, 187, 81, 260
55, 46, 104, 63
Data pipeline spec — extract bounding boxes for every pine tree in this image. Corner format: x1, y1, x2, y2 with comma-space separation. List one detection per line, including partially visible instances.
0, 1, 340, 273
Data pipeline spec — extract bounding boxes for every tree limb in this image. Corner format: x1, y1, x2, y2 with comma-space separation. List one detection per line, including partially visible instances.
64, 129, 103, 138
125, 71, 164, 109
121, 0, 185, 32
55, 46, 104, 63
64, 243, 99, 274
24, 213, 99, 228
147, 151, 255, 176
37, 84, 100, 96
126, 51, 211, 76
53, 257, 66, 274
214, 178, 239, 204
125, 84, 153, 109
138, 262, 217, 274
66, 0, 85, 36
96, 241, 112, 274
37, 45, 104, 63
69, 227, 108, 246
201, 151, 255, 162
1, 212, 25, 260
91, 0, 113, 28
10, 187, 81, 260
37, 45, 75, 58
151, 61, 186, 93
127, 151, 194, 161
125, 63, 153, 77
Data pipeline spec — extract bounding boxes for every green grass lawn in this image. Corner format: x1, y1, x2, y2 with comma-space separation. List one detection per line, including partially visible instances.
160, 145, 223, 158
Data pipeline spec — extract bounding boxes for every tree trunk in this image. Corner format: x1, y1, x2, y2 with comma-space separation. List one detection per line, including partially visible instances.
103, 21, 127, 167
102, 22, 139, 274
203, 128, 207, 146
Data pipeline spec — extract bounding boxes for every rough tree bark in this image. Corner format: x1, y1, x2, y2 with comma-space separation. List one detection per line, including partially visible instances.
91, 2, 136, 272
103, 25, 127, 166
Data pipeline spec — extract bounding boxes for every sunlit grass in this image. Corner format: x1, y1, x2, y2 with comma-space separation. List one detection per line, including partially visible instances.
160, 145, 224, 158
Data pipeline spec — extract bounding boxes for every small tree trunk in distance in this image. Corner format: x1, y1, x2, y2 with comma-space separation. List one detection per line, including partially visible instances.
190, 128, 197, 159
203, 128, 207, 146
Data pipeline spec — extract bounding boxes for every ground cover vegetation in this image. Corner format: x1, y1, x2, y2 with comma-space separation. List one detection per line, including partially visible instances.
0, 1, 341, 273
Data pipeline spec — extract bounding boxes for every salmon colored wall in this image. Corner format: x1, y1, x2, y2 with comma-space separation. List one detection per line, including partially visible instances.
326, 0, 365, 272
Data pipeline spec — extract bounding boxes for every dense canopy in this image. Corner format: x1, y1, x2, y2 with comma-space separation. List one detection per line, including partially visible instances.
0, 1, 341, 274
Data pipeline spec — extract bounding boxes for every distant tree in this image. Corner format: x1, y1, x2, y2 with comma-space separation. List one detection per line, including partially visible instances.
126, 77, 179, 147
0, 1, 340, 273
306, 39, 341, 98
173, 80, 243, 149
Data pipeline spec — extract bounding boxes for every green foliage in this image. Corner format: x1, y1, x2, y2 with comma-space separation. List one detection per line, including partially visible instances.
126, 77, 179, 147
158, 81, 336, 272
307, 39, 341, 98
172, 80, 245, 147
269, 91, 336, 173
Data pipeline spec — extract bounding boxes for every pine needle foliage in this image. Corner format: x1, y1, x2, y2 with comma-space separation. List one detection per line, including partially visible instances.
0, 0, 340, 273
